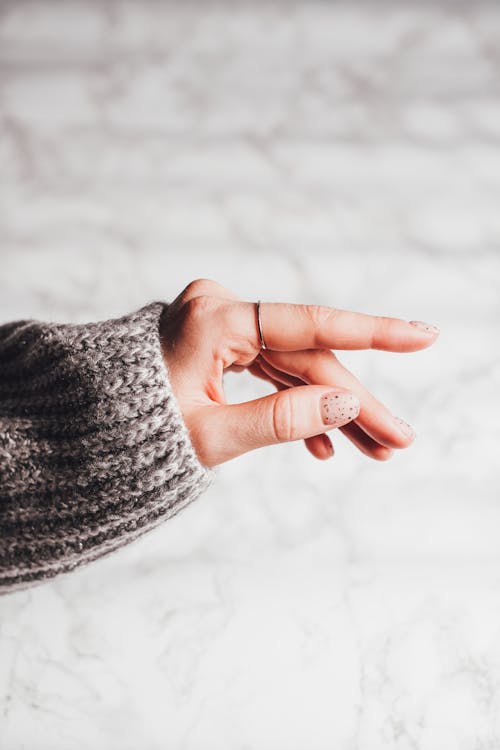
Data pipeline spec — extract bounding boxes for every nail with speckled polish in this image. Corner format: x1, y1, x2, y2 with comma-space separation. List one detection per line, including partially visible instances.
320, 390, 360, 427
393, 416, 416, 441
408, 320, 440, 335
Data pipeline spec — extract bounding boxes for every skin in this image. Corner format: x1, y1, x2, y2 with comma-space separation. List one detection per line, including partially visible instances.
159, 278, 440, 468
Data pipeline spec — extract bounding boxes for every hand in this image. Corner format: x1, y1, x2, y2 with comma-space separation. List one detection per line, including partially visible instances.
159, 279, 440, 468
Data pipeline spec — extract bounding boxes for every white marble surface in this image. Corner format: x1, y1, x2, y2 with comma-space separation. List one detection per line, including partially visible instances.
1, 1, 499, 748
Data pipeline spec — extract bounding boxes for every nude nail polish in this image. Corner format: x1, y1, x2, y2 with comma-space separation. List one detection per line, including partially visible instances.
408, 320, 440, 335
393, 416, 416, 441
320, 391, 360, 427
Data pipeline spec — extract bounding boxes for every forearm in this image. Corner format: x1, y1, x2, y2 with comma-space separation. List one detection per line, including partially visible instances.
0, 301, 215, 594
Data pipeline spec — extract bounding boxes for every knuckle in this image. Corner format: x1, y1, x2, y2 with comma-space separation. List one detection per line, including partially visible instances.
184, 293, 219, 320
169, 278, 238, 321
304, 305, 339, 346
183, 278, 219, 299
271, 391, 296, 443
181, 278, 238, 304
301, 348, 333, 382
167, 279, 218, 316
372, 315, 390, 347
306, 304, 339, 325
177, 295, 221, 340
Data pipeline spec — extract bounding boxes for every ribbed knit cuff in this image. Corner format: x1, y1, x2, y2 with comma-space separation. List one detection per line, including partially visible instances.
0, 301, 217, 593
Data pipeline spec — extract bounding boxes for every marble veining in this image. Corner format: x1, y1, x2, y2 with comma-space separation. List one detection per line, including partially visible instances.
0, 1, 499, 748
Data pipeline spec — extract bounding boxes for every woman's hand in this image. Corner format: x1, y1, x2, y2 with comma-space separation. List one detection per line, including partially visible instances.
159, 279, 440, 468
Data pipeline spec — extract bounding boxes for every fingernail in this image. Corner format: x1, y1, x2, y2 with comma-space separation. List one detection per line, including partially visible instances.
393, 416, 416, 441
408, 320, 440, 335
320, 390, 360, 427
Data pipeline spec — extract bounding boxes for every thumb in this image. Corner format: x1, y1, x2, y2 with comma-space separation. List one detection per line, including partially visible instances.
195, 385, 361, 466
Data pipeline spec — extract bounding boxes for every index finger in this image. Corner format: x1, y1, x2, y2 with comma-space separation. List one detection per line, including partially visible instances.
249, 301, 440, 352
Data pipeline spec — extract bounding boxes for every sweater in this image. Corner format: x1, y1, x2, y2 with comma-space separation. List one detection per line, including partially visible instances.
0, 301, 216, 594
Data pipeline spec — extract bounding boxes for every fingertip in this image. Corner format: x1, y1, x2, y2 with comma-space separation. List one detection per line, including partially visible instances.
322, 434, 334, 459
406, 321, 440, 350
320, 389, 361, 429
371, 445, 394, 461
393, 326, 440, 353
408, 320, 440, 336
392, 416, 417, 447
305, 433, 334, 460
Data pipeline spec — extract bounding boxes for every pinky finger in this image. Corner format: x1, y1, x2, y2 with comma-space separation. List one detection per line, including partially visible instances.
309, 432, 334, 460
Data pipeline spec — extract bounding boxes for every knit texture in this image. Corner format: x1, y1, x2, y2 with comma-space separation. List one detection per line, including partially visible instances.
0, 301, 216, 594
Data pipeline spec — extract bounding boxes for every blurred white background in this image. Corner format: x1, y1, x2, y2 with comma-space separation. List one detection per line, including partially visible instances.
1, 1, 499, 748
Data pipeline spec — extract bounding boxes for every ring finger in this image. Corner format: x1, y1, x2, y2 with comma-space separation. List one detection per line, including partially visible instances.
255, 353, 394, 460
259, 348, 415, 450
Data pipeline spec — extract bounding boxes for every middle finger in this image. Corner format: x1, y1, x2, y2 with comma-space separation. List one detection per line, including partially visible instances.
255, 353, 394, 460
260, 348, 416, 449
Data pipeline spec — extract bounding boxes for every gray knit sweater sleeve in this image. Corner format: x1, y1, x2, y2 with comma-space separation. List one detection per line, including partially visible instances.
0, 301, 216, 594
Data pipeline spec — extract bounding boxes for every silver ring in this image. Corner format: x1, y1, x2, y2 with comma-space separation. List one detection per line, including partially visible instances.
256, 300, 267, 350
